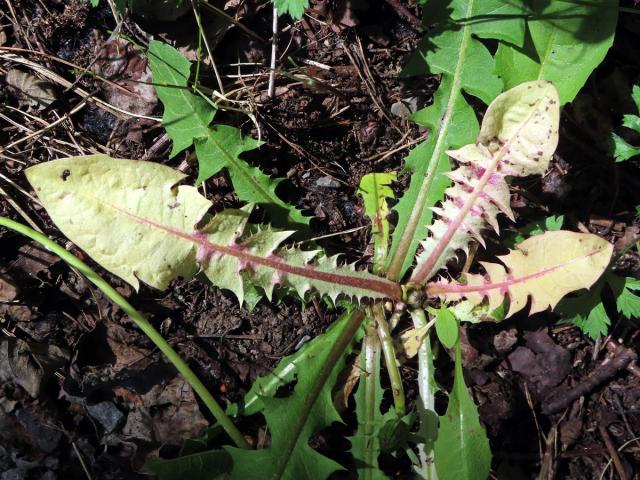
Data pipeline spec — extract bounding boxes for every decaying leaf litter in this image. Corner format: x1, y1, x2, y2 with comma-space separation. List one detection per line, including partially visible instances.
1, 1, 640, 479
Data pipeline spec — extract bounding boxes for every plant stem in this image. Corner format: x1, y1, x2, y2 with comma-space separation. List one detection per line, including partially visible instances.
410, 307, 438, 480
191, 0, 225, 96
0, 217, 250, 450
268, 4, 277, 98
373, 303, 406, 416
361, 316, 382, 478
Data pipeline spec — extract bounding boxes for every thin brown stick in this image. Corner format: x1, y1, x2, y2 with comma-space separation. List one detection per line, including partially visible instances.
542, 343, 637, 415
342, 38, 403, 136
598, 424, 628, 480
0, 185, 40, 231
0, 100, 88, 154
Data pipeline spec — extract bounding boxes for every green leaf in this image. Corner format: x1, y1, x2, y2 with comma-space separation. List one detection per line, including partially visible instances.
386, 0, 528, 280
227, 306, 357, 417
623, 114, 640, 133
147, 40, 215, 157
448, 299, 508, 323
89, 0, 99, 6
403, 1, 527, 81
434, 332, 491, 480
567, 297, 610, 339
378, 413, 414, 454
145, 449, 232, 480
556, 274, 610, 339
495, 0, 618, 105
385, 84, 470, 279
28, 156, 211, 290
147, 40, 309, 230
613, 134, 640, 162
26, 156, 402, 305
556, 273, 640, 340
613, 85, 640, 162
241, 273, 263, 311
349, 320, 388, 480
632, 84, 640, 112
273, 0, 308, 19
435, 307, 458, 349
609, 275, 640, 318
225, 309, 364, 480
193, 124, 260, 185
357, 172, 396, 273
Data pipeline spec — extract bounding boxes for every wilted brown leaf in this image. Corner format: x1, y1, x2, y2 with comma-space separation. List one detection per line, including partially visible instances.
6, 69, 57, 108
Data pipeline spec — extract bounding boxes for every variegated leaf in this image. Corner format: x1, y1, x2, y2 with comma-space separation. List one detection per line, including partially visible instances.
411, 81, 560, 284
427, 231, 612, 318
26, 156, 402, 306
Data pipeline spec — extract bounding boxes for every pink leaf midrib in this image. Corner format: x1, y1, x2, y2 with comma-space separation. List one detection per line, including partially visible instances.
113, 205, 403, 300
425, 247, 605, 297
411, 98, 545, 285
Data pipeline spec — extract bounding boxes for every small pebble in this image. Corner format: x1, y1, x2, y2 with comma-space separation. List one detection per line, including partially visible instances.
87, 401, 125, 434
390, 96, 419, 117
315, 176, 341, 188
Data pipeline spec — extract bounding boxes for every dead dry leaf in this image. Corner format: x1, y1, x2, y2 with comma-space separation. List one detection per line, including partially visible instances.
120, 375, 209, 445
15, 243, 60, 276
92, 38, 158, 117
0, 273, 19, 302
0, 338, 69, 397
341, 354, 365, 407
6, 69, 57, 108
397, 325, 429, 360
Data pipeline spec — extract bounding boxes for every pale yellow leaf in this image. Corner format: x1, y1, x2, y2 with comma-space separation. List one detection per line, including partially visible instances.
411, 81, 561, 282
428, 231, 613, 318
398, 325, 429, 359
26, 155, 212, 290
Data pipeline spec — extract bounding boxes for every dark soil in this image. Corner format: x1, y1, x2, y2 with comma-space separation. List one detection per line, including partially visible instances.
1, 1, 640, 479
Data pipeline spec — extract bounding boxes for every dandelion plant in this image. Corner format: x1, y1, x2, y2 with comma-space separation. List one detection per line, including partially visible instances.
11, 78, 616, 479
